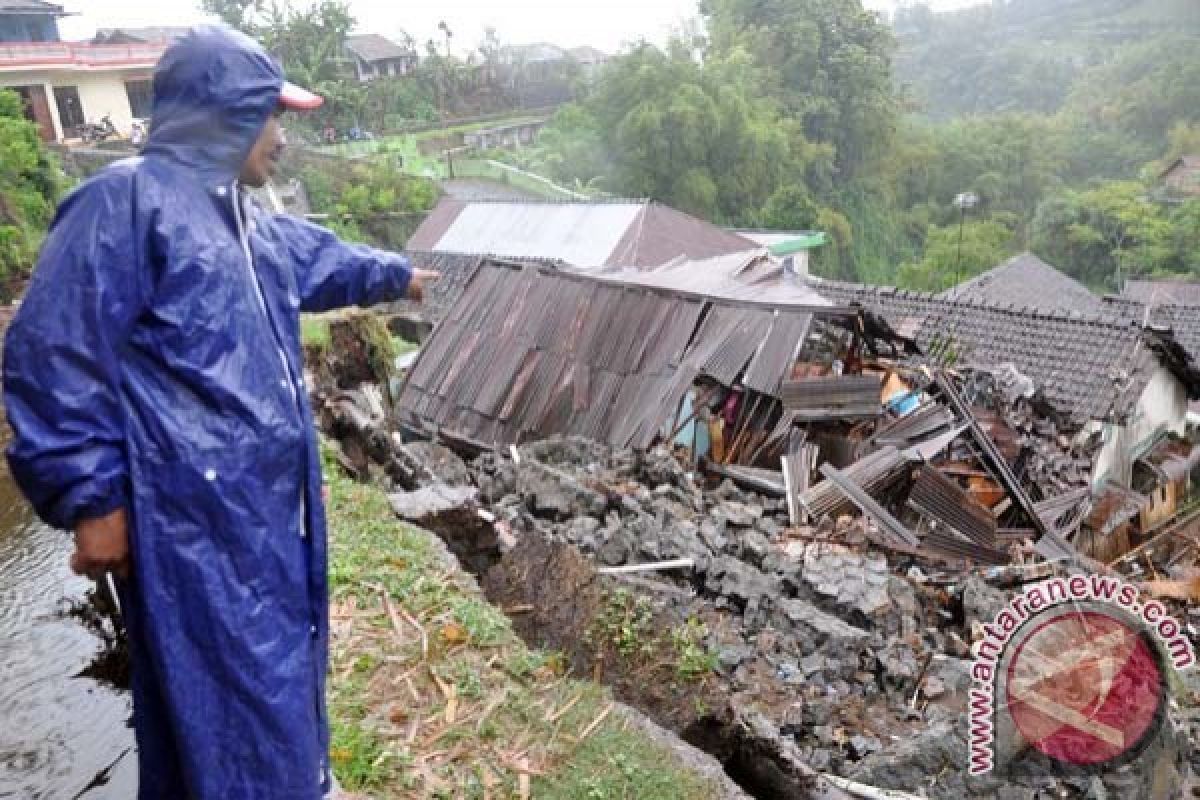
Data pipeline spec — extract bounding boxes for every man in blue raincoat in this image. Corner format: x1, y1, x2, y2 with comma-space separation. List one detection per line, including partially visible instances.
3, 25, 433, 799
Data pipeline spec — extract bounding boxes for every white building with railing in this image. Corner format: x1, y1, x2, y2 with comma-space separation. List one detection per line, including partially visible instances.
0, 1, 165, 142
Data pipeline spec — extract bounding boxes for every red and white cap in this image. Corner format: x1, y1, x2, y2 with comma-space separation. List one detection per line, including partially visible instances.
279, 81, 323, 111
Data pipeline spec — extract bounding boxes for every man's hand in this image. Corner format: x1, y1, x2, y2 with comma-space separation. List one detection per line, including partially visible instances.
71, 508, 130, 580
406, 269, 439, 304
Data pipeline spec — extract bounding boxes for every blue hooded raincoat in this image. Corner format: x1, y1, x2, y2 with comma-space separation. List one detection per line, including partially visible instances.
3, 25, 411, 799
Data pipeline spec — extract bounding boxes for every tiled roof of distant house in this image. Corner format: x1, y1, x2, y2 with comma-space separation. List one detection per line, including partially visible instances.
808, 276, 1200, 423
345, 33, 412, 63
940, 252, 1104, 315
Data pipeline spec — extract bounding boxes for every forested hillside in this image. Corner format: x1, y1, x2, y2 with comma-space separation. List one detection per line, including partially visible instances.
894, 0, 1200, 119
498, 0, 1200, 290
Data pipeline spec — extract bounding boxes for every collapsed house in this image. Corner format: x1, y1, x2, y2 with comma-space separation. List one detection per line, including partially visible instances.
323, 249, 1200, 797
392, 249, 1200, 568
808, 274, 1200, 561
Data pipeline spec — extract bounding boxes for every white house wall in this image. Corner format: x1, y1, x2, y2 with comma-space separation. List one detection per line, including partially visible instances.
65, 71, 139, 134
1, 68, 145, 140
1092, 365, 1188, 488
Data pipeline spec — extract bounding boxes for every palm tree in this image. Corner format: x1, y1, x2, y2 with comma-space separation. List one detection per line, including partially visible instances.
437, 20, 453, 58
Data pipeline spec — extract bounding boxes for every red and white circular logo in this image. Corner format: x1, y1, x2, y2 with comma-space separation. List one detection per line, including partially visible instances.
1004, 607, 1167, 767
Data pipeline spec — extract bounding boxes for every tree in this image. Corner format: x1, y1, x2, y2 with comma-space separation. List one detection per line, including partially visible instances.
700, 0, 897, 180
896, 218, 1015, 291
0, 89, 64, 297
561, 41, 794, 223
1031, 182, 1171, 290
199, 0, 263, 30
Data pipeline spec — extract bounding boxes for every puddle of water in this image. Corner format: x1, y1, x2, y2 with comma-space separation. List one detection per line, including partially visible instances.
0, 467, 136, 799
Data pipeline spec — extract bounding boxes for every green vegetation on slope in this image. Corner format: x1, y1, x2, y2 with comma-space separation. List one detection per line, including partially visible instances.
322, 452, 719, 799
499, 0, 1200, 290
0, 89, 65, 300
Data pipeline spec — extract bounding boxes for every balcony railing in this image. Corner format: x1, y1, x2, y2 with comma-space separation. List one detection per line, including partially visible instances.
0, 41, 166, 69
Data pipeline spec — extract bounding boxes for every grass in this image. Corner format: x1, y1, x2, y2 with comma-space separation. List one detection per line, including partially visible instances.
315, 114, 548, 180
301, 315, 333, 351
322, 448, 719, 799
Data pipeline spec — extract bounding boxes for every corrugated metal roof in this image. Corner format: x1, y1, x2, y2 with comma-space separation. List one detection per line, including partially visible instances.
415, 201, 642, 265
597, 251, 831, 306
397, 259, 856, 451
406, 200, 759, 269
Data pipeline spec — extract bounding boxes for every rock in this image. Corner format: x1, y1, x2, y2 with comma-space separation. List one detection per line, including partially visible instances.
796, 544, 893, 621
741, 531, 772, 567
699, 521, 727, 554
878, 641, 921, 685
564, 515, 601, 540
775, 599, 870, 650
388, 485, 477, 521
717, 501, 762, 528
755, 516, 781, 537
398, 441, 472, 486
848, 720, 963, 794
718, 645, 753, 672
707, 557, 777, 611
849, 735, 881, 759
520, 463, 607, 520
597, 531, 632, 566
962, 575, 1008, 630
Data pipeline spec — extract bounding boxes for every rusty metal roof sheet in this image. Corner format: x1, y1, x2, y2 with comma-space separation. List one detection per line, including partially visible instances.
908, 466, 998, 548
781, 374, 883, 420
403, 259, 850, 449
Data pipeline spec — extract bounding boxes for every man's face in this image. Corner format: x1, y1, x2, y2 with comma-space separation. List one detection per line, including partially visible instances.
239, 108, 285, 188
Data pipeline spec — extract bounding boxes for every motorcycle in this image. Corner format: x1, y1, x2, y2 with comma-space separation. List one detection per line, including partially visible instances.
79, 114, 118, 144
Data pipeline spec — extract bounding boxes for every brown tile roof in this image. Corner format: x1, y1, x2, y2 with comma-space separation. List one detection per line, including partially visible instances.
808, 277, 1200, 423
941, 252, 1103, 315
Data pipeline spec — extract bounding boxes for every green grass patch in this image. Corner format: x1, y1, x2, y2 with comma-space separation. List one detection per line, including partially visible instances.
322, 448, 720, 798
300, 316, 332, 351
535, 726, 716, 800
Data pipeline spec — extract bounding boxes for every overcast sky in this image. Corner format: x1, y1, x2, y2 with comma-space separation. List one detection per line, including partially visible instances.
60, 0, 983, 52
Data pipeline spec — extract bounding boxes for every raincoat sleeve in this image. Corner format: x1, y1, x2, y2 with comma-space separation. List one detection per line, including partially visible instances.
272, 214, 411, 312
3, 176, 149, 531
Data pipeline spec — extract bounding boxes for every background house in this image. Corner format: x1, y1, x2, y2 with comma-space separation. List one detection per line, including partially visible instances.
92, 26, 188, 45
1160, 156, 1200, 199
938, 252, 1106, 315
344, 33, 416, 82
407, 199, 760, 269
0, 0, 164, 141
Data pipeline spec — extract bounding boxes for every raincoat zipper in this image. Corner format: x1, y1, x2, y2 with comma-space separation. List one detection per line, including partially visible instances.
230, 183, 307, 538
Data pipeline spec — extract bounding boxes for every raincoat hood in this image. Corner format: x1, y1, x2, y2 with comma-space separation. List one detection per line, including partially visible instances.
144, 25, 283, 182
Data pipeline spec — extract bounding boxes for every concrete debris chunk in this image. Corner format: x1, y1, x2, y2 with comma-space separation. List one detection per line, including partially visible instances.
388, 484, 478, 521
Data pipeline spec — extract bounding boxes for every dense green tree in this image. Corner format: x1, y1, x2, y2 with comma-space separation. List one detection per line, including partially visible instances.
701, 0, 896, 180
534, 41, 794, 223
896, 218, 1016, 291
0, 89, 64, 297
1031, 181, 1172, 290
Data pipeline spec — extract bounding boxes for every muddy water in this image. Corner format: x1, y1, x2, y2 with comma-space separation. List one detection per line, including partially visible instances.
0, 466, 136, 799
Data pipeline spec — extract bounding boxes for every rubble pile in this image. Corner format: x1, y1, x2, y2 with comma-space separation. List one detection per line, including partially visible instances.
381, 435, 1197, 799
315, 311, 1200, 798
